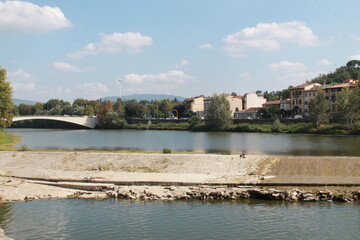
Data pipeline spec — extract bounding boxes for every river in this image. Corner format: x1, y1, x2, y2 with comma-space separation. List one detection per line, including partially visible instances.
0, 199, 359, 240
6, 128, 360, 156
3, 129, 360, 239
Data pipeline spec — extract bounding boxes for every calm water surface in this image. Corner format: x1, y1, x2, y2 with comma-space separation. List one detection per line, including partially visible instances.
0, 199, 359, 240
6, 128, 360, 156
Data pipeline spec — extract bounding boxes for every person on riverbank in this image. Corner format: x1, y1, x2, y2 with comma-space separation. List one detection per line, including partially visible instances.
240, 152, 246, 159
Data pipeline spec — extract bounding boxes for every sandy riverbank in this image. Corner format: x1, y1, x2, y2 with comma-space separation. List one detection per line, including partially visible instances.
0, 151, 359, 201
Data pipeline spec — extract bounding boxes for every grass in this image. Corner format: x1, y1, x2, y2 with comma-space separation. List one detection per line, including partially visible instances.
0, 130, 20, 151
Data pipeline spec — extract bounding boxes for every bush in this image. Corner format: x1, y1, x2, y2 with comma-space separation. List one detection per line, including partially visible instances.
188, 116, 202, 129
271, 119, 283, 133
18, 145, 31, 151
163, 148, 172, 154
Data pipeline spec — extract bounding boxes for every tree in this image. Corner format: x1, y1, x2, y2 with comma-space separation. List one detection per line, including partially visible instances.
334, 86, 360, 126
0, 67, 14, 128
205, 94, 232, 129
308, 89, 329, 127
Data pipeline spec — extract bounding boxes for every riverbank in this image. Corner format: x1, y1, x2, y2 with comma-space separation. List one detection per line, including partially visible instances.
0, 151, 359, 202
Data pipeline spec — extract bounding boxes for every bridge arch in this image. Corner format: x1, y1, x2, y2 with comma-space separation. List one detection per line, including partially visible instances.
12, 116, 99, 129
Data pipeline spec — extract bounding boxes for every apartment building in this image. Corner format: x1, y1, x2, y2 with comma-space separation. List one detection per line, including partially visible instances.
292, 81, 359, 117
204, 94, 243, 117
290, 83, 321, 116
184, 95, 207, 117
243, 92, 266, 109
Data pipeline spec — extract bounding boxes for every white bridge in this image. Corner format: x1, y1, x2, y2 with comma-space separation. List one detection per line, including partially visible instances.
13, 116, 99, 129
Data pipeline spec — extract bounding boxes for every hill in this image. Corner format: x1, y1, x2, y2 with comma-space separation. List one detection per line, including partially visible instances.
12, 98, 42, 106
310, 60, 360, 84
99, 94, 185, 102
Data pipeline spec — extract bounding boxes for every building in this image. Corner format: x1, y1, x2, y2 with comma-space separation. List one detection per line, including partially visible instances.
324, 82, 358, 115
204, 94, 243, 117
290, 83, 321, 116
280, 99, 291, 111
243, 92, 266, 109
234, 107, 261, 119
185, 95, 207, 117
291, 80, 359, 117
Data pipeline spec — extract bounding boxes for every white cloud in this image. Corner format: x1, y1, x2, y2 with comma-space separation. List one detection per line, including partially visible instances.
238, 72, 251, 81
67, 32, 153, 58
318, 59, 332, 66
7, 69, 34, 81
348, 54, 360, 61
74, 82, 109, 99
199, 43, 213, 49
174, 60, 189, 68
7, 69, 36, 91
0, 1, 71, 33
124, 70, 192, 85
269, 61, 307, 72
53, 62, 93, 72
11, 82, 36, 91
277, 71, 323, 85
223, 21, 318, 57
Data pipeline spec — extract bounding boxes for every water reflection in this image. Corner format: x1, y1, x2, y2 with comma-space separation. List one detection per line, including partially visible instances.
7, 129, 360, 156
1, 199, 359, 240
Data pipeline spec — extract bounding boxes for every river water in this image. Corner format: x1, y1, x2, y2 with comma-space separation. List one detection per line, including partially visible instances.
3, 129, 360, 239
1, 199, 359, 240
6, 128, 360, 155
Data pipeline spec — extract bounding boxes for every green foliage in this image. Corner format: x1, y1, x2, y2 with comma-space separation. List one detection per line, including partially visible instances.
125, 101, 149, 118
126, 122, 189, 131
271, 119, 283, 133
188, 116, 202, 129
18, 145, 31, 151
0, 130, 12, 145
311, 60, 360, 84
258, 106, 278, 119
0, 67, 14, 128
162, 148, 172, 154
205, 94, 232, 129
309, 89, 329, 127
263, 88, 291, 101
334, 86, 360, 126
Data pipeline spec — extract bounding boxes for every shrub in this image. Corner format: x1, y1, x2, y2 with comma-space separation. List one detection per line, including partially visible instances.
271, 119, 283, 133
163, 148, 172, 154
19, 145, 31, 151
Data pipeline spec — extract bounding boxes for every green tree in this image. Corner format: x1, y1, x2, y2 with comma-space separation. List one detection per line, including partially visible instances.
159, 99, 173, 117
0, 67, 14, 128
334, 86, 360, 126
205, 94, 232, 129
308, 89, 329, 127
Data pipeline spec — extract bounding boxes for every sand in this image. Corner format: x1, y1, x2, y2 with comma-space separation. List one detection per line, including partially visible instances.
0, 151, 359, 201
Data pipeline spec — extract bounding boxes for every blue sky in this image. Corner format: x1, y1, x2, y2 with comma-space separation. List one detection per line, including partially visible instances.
1, 0, 360, 102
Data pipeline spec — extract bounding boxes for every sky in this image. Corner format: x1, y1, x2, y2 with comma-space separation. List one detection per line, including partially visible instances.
2, 0, 360, 102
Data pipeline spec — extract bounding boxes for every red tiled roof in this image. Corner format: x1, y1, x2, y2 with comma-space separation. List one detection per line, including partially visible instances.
325, 82, 358, 89
263, 100, 281, 105
290, 83, 320, 90
241, 107, 261, 112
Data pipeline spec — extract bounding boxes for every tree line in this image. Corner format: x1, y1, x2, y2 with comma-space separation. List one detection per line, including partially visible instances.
11, 97, 191, 129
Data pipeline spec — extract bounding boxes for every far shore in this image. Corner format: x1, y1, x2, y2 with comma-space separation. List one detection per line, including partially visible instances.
0, 151, 359, 202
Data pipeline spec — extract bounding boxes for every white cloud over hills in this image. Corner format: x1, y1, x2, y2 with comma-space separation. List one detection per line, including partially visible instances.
67, 32, 153, 58
0, 1, 71, 33
223, 21, 318, 57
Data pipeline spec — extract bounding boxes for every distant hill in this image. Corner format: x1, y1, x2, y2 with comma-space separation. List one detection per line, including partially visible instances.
99, 94, 186, 102
12, 98, 42, 106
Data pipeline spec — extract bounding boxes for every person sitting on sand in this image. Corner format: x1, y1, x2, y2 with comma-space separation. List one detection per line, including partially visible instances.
240, 152, 246, 159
